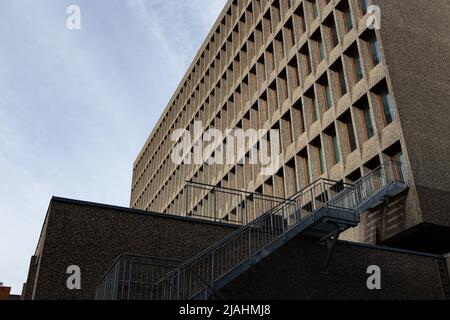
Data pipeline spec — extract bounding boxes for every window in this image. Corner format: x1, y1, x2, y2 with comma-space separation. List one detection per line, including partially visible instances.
392, 151, 404, 164
349, 46, 364, 82
367, 33, 382, 66
257, 56, 266, 86
268, 81, 279, 112
274, 31, 285, 63
377, 88, 395, 126
281, 111, 293, 146
297, 149, 311, 187
361, 103, 374, 139
263, 11, 272, 40
392, 151, 404, 180
278, 69, 289, 102
319, 76, 333, 111
292, 99, 306, 136
326, 16, 339, 48
313, 32, 326, 62
341, 112, 357, 152
326, 125, 340, 165
331, 132, 340, 164
306, 89, 319, 124
266, 44, 275, 77
311, 138, 325, 175
311, 0, 319, 19
305, 51, 312, 76
312, 94, 319, 122
300, 45, 312, 77
333, 61, 347, 97
338, 67, 347, 95
341, 1, 353, 33
284, 18, 295, 52
360, 0, 369, 15
293, 5, 306, 39
284, 159, 298, 196
288, 57, 300, 91
383, 142, 404, 181
272, 0, 282, 29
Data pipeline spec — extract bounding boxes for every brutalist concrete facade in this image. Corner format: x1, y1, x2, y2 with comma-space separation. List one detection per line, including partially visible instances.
130, 0, 450, 249
22, 197, 237, 300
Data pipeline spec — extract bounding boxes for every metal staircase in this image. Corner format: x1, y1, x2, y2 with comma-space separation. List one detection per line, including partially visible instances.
155, 161, 408, 300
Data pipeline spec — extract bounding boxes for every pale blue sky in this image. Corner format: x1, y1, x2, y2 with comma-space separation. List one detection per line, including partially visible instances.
0, 0, 227, 294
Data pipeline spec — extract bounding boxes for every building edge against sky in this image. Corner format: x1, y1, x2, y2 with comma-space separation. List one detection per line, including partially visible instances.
130, 0, 450, 251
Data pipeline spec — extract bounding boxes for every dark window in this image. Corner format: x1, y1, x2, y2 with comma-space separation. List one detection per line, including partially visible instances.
368, 33, 382, 66
360, 0, 369, 15
378, 88, 394, 126
350, 47, 364, 82
362, 104, 374, 139
342, 1, 353, 33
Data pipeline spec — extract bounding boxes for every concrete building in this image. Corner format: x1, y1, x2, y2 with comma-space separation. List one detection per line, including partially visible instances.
130, 0, 450, 251
22, 0, 450, 300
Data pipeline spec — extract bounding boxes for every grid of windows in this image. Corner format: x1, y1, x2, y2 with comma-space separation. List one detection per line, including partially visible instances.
131, 0, 401, 219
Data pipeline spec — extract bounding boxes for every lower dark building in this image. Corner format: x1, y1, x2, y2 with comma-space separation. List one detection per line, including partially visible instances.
23, 196, 450, 300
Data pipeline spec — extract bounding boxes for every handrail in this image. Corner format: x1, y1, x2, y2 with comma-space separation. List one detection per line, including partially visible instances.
169, 181, 324, 276
159, 178, 355, 299
95, 253, 180, 292
95, 254, 180, 300
154, 161, 408, 300
186, 180, 288, 202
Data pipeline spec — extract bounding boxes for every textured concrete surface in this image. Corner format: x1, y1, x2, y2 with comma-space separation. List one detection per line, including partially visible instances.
219, 236, 449, 300
129, 0, 450, 248
23, 0, 450, 300
374, 0, 450, 229
23, 197, 450, 300
23, 197, 238, 300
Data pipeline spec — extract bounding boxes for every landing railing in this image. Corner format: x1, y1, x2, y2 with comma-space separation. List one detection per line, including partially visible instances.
158, 178, 356, 300
183, 181, 287, 225
354, 161, 408, 212
95, 254, 180, 300
102, 162, 408, 300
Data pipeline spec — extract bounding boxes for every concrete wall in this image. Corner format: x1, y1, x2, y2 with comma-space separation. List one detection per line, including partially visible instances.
23, 197, 237, 300
129, 0, 450, 248
219, 236, 448, 300
375, 0, 450, 228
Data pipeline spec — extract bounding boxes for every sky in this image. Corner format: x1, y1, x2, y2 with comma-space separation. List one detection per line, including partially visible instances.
0, 0, 227, 294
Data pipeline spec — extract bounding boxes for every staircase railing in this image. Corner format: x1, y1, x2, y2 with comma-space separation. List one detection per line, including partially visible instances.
95, 254, 180, 300
354, 160, 408, 211
157, 178, 356, 300
183, 181, 287, 225
151, 161, 408, 300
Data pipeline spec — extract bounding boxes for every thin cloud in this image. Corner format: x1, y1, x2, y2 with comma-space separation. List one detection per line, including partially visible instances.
0, 0, 226, 294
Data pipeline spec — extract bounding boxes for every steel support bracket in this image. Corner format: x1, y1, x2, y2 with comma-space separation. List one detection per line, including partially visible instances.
320, 228, 341, 275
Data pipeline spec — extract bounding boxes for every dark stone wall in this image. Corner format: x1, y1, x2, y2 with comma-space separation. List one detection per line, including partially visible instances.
375, 0, 450, 228
25, 198, 448, 300
25, 197, 237, 300
219, 237, 447, 300
22, 255, 38, 300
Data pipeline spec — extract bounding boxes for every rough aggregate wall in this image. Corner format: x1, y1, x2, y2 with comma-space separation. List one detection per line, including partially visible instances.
375, 0, 450, 228
25, 198, 237, 300
219, 237, 446, 300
